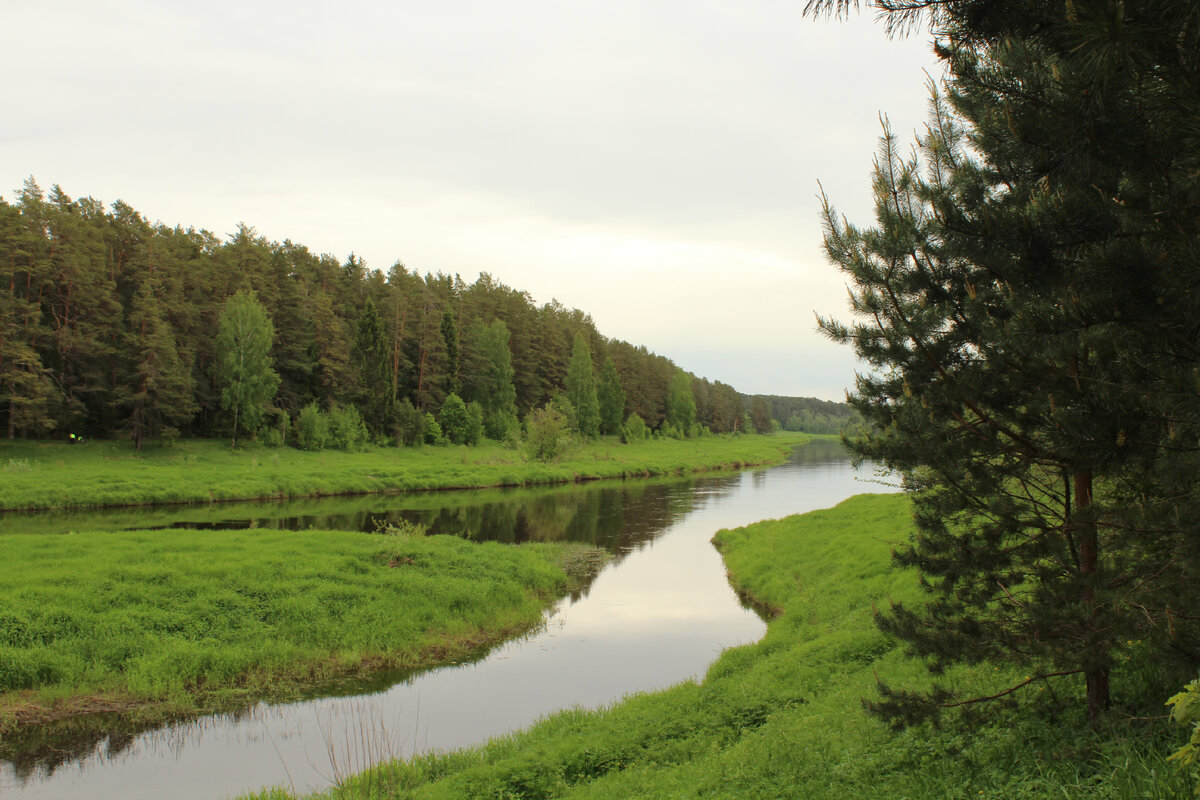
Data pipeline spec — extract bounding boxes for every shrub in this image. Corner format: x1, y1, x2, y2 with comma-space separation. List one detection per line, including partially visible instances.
660, 422, 684, 440
294, 402, 329, 451
525, 403, 573, 462
620, 413, 648, 443
423, 412, 444, 445
485, 409, 520, 442
327, 403, 369, 451
1169, 678, 1200, 792
394, 399, 425, 447
440, 393, 472, 445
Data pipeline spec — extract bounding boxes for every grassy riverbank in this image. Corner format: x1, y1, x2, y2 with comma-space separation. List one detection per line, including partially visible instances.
0, 529, 606, 741
0, 433, 808, 511
255, 494, 1188, 800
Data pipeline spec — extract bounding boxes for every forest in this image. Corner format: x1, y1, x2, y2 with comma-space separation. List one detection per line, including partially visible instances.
0, 181, 851, 448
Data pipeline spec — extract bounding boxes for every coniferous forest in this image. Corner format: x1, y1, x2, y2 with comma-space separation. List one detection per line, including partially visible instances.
0, 179, 850, 448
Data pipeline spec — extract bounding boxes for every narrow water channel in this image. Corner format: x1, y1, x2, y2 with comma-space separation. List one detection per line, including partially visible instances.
0, 439, 886, 799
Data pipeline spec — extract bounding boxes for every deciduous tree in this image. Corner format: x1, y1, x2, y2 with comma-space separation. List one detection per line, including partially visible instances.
215, 289, 279, 446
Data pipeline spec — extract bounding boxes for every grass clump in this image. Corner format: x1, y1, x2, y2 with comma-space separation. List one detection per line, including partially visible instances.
256, 493, 1191, 800
0, 529, 603, 738
0, 433, 808, 511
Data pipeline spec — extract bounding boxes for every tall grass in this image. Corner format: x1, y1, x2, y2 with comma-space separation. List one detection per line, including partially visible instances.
0, 529, 604, 736
0, 434, 808, 511
257, 494, 1190, 800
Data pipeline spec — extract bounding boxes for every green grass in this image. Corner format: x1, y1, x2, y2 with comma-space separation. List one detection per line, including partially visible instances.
254, 493, 1191, 800
0, 433, 809, 511
0, 529, 605, 738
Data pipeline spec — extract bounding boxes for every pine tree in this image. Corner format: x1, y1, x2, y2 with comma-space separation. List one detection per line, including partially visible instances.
566, 332, 599, 438
441, 307, 460, 395
122, 279, 197, 449
353, 295, 394, 437
814, 0, 1200, 722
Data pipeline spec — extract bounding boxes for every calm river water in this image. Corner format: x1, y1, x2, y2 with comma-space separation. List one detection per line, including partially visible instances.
0, 439, 886, 799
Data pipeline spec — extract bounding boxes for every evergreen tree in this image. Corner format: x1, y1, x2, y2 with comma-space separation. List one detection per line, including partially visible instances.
441, 306, 460, 395
353, 295, 394, 437
122, 279, 197, 449
566, 332, 599, 437
813, 0, 1200, 722
308, 288, 353, 407
596, 355, 626, 436
750, 396, 772, 434
215, 290, 279, 446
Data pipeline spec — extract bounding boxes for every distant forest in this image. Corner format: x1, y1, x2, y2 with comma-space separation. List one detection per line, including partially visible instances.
0, 179, 856, 443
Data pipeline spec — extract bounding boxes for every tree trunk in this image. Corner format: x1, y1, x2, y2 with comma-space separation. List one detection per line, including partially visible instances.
1074, 470, 1109, 722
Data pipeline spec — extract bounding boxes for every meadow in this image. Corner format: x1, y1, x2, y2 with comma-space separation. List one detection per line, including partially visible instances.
0, 528, 605, 739
246, 494, 1191, 799
0, 433, 808, 511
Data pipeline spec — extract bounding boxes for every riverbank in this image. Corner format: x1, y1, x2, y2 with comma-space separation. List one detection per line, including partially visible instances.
254, 494, 1186, 800
0, 530, 606, 748
0, 433, 809, 511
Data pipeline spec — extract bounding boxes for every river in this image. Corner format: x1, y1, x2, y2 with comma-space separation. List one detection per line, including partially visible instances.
0, 439, 886, 799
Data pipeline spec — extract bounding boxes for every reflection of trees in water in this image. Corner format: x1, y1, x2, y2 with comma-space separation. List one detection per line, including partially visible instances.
2, 704, 263, 786
2, 470, 745, 542
367, 476, 741, 561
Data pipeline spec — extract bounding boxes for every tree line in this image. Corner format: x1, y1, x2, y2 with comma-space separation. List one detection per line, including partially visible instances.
0, 181, 847, 447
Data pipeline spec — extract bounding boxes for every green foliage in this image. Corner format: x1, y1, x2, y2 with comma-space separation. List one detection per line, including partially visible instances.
294, 402, 330, 451
818, 0, 1200, 723
394, 399, 425, 447
472, 319, 519, 440
665, 370, 696, 436
439, 393, 472, 445
1168, 679, 1200, 793
326, 403, 368, 451
215, 290, 280, 447
441, 307, 460, 395
596, 356, 626, 436
620, 413, 648, 443
466, 400, 485, 446
0, 184, 850, 446
121, 279, 197, 450
352, 296, 394, 437
524, 402, 573, 463
566, 333, 599, 438
749, 396, 771, 434
422, 413, 444, 445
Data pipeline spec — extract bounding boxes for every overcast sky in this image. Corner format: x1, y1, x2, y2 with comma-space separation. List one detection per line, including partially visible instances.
2, 1, 941, 401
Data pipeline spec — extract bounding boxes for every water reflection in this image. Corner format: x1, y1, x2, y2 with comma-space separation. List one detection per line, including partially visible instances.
0, 439, 881, 799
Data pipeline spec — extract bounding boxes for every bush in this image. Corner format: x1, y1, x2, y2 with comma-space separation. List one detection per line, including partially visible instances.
423, 412, 444, 445
660, 422, 684, 440
440, 393, 472, 445
485, 409, 520, 442
620, 413, 648, 443
525, 403, 573, 462
294, 402, 329, 451
327, 403, 369, 451
1169, 677, 1200, 793
394, 399, 425, 447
